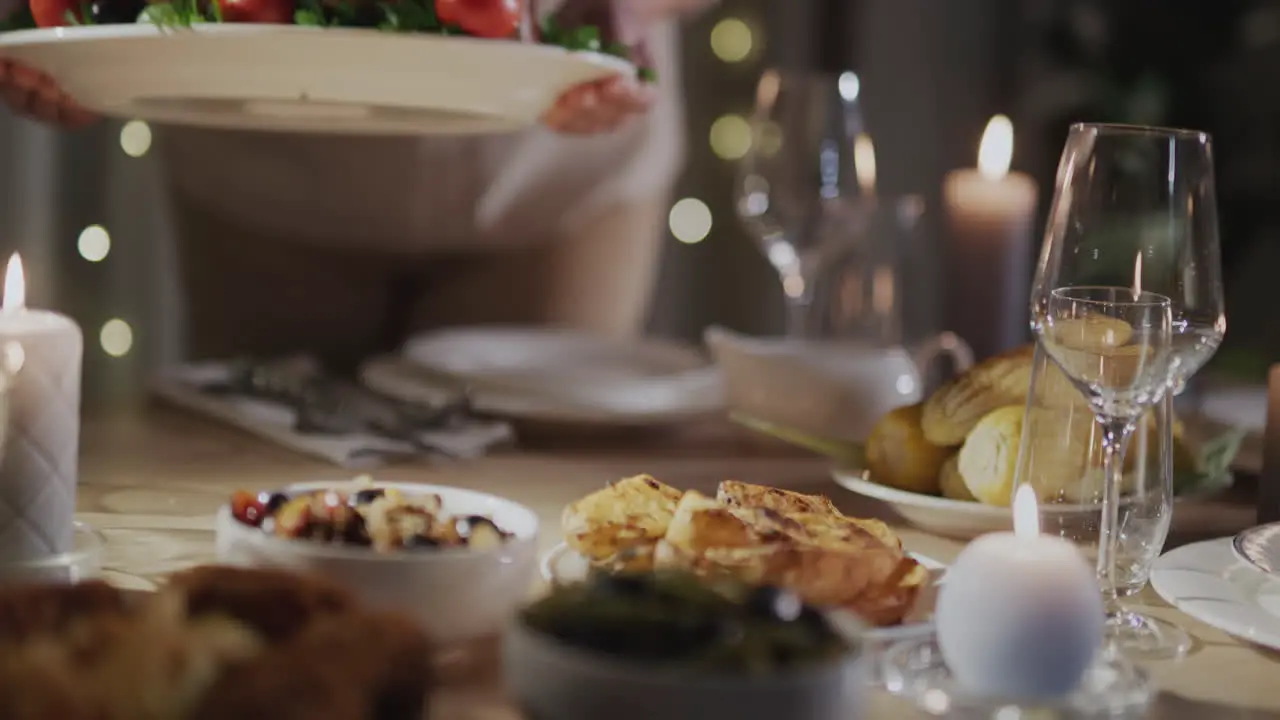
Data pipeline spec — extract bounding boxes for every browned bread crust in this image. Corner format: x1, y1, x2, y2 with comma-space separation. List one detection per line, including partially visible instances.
0, 567, 430, 720
167, 565, 356, 643
920, 344, 1035, 446
715, 480, 841, 516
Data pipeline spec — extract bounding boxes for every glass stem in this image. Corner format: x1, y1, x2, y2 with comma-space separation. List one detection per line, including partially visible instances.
1097, 416, 1137, 613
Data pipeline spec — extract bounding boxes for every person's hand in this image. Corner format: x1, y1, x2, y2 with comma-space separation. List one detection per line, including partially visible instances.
0, 59, 97, 129
539, 0, 675, 136
541, 73, 655, 135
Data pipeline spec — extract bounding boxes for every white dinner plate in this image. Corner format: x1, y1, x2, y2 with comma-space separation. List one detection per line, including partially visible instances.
0, 24, 632, 135
361, 327, 725, 426
1232, 523, 1280, 577
1150, 537, 1280, 651
538, 542, 945, 644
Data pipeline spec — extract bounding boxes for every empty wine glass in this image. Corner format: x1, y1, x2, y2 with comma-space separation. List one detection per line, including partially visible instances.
1031, 123, 1224, 660
736, 68, 873, 337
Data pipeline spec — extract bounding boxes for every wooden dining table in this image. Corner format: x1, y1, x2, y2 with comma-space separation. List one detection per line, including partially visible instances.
78, 406, 1280, 719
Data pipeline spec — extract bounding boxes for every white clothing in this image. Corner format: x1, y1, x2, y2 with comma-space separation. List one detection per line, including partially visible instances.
157, 19, 684, 254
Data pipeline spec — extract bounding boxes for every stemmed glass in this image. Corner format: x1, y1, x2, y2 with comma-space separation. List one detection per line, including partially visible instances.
1031, 123, 1225, 660
736, 69, 873, 337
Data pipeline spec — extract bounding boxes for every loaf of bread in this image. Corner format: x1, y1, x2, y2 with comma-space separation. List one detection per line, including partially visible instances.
938, 454, 974, 501
921, 345, 1036, 446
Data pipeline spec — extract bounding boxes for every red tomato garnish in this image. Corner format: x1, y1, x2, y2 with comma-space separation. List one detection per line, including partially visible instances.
435, 0, 522, 39
218, 0, 295, 23
29, 0, 82, 27
231, 490, 267, 527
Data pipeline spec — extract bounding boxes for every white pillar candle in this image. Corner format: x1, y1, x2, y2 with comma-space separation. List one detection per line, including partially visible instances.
935, 485, 1103, 699
942, 115, 1039, 361
0, 254, 83, 563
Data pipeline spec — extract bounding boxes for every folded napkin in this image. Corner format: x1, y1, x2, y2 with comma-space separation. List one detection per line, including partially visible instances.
150, 362, 514, 469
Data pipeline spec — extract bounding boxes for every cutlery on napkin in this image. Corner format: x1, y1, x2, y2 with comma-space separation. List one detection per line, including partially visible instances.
150, 357, 514, 468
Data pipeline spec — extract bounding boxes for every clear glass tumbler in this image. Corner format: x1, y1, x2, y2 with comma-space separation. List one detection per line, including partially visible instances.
1014, 344, 1183, 650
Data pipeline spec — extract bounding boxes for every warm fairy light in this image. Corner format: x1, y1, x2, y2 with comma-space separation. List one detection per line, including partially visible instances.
710, 18, 753, 63
668, 198, 713, 244
782, 275, 805, 299
100, 318, 133, 357
119, 120, 152, 158
78, 225, 111, 262
1013, 485, 1040, 539
755, 70, 780, 112
854, 132, 876, 193
838, 72, 861, 102
757, 121, 783, 157
3, 254, 25, 312
977, 114, 1014, 181
710, 114, 752, 160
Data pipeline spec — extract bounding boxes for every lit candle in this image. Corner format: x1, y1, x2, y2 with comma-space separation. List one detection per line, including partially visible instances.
942, 115, 1039, 361
935, 485, 1103, 699
0, 254, 83, 563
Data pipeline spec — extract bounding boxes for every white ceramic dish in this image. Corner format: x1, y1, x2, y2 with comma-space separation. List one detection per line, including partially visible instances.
503, 611, 867, 720
1232, 523, 1280, 577
1150, 537, 1280, 651
361, 327, 724, 425
214, 480, 538, 646
705, 326, 924, 444
539, 542, 943, 647
831, 465, 1235, 541
0, 24, 632, 135
831, 467, 1011, 540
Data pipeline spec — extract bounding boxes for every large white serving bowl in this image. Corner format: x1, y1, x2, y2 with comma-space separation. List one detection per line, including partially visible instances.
214, 480, 538, 646
0, 24, 633, 135
503, 613, 867, 720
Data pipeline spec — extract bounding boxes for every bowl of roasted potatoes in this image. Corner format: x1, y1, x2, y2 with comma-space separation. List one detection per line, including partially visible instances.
829, 344, 1242, 539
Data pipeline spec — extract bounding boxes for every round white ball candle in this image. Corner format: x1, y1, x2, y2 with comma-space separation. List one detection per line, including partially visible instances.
936, 485, 1103, 699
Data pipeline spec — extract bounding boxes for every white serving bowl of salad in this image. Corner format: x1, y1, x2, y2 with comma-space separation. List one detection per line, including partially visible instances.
504, 572, 868, 720
215, 478, 539, 647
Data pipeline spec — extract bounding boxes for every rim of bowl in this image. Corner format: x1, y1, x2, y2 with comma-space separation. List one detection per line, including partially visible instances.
0, 521, 104, 570
508, 616, 864, 687
218, 480, 540, 564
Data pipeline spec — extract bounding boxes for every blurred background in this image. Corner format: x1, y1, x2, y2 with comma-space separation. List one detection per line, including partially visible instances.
0, 0, 1277, 407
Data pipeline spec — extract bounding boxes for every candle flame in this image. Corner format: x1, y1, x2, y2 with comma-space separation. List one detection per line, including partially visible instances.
854, 132, 876, 194
3, 254, 25, 313
1132, 251, 1143, 300
1013, 485, 1040, 538
977, 114, 1014, 181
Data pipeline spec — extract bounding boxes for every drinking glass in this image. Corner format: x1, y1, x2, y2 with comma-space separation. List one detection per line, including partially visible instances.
1015, 345, 1177, 646
736, 68, 873, 337
1032, 123, 1224, 660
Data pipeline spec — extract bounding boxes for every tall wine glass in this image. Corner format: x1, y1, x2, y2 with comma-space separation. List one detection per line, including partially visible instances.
736, 69, 873, 336
1032, 123, 1224, 660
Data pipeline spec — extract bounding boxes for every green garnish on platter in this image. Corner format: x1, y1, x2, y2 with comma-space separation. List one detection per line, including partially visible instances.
524, 570, 855, 673
113, 0, 656, 82
0, 4, 34, 29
